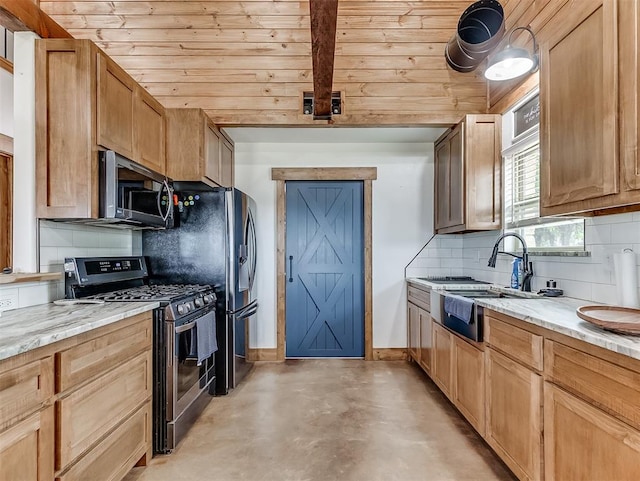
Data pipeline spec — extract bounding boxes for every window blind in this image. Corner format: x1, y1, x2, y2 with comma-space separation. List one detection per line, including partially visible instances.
504, 143, 540, 228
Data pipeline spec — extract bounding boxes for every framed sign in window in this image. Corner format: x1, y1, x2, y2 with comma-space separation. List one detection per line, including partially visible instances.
514, 95, 540, 138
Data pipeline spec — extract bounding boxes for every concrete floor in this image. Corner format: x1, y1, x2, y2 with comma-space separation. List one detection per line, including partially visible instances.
124, 360, 516, 481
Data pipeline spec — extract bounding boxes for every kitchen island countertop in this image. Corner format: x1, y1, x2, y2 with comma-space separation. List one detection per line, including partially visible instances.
0, 301, 159, 362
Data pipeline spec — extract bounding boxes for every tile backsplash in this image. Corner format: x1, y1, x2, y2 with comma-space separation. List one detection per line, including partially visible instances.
408, 212, 640, 304
0, 221, 139, 312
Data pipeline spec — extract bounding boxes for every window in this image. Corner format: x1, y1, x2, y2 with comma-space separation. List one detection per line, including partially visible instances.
0, 26, 13, 73
503, 93, 584, 251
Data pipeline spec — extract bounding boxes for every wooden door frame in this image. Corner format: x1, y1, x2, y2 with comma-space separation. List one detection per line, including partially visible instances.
272, 167, 377, 361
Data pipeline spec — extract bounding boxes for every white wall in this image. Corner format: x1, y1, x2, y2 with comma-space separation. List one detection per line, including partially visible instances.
408, 213, 640, 305
234, 142, 434, 349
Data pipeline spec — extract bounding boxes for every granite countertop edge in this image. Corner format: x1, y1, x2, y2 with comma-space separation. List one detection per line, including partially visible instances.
0, 301, 160, 362
405, 277, 640, 362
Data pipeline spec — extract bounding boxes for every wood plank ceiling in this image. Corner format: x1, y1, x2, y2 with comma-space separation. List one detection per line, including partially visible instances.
39, 0, 558, 126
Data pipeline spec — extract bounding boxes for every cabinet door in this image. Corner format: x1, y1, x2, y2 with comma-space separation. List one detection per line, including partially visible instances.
545, 383, 640, 481
540, 0, 618, 213
0, 407, 54, 481
619, 0, 640, 193
407, 302, 420, 362
97, 53, 135, 159
465, 115, 501, 230
486, 348, 542, 481
432, 323, 452, 397
418, 309, 432, 374
434, 139, 450, 231
205, 124, 222, 185
35, 39, 96, 219
452, 337, 484, 435
220, 138, 234, 187
448, 124, 464, 229
134, 89, 165, 174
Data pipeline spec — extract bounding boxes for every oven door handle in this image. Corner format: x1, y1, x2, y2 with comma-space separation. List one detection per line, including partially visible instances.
175, 320, 197, 334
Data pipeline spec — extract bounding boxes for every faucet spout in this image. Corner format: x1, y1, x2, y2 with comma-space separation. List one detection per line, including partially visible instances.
487, 232, 532, 291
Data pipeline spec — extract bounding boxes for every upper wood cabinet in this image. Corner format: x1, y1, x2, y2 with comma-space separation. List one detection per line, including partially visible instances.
35, 39, 166, 220
166, 108, 234, 187
540, 0, 640, 216
434, 114, 502, 234
96, 54, 136, 161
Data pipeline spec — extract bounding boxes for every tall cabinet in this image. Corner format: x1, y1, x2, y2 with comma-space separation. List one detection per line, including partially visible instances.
434, 114, 502, 234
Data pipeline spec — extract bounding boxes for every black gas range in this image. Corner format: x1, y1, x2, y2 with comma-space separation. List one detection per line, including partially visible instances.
64, 256, 218, 454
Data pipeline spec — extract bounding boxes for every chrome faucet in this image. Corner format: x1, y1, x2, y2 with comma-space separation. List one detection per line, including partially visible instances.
488, 232, 534, 292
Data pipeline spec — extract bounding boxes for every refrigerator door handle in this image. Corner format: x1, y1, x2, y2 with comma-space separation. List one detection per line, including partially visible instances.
228, 299, 258, 317
237, 305, 258, 320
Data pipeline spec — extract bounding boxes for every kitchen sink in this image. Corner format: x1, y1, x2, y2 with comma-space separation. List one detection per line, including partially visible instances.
432, 289, 534, 342
444, 289, 530, 299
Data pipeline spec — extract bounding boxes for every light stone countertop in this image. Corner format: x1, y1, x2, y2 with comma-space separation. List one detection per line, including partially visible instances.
0, 301, 159, 362
476, 297, 640, 361
405, 277, 640, 361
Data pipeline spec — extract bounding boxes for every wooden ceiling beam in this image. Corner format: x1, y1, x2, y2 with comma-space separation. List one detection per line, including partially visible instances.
309, 0, 338, 120
0, 0, 71, 38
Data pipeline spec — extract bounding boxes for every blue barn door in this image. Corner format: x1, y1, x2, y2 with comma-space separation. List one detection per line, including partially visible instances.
285, 181, 364, 358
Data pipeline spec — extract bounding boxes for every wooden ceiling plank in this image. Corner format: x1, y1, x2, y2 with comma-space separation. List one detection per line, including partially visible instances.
51, 14, 311, 29
203, 110, 468, 128
41, 1, 311, 16
97, 41, 312, 57
68, 28, 312, 42
309, 0, 338, 120
128, 69, 485, 84
0, 0, 72, 38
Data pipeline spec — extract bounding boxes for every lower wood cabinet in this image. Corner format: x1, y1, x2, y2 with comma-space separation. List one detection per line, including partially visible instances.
432, 322, 453, 397
418, 309, 432, 374
452, 337, 485, 435
485, 348, 542, 481
407, 302, 420, 363
56, 403, 151, 481
56, 351, 152, 470
0, 407, 54, 481
0, 312, 152, 481
544, 382, 640, 481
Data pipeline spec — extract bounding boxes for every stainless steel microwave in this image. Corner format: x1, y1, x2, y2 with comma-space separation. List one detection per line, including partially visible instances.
99, 150, 174, 229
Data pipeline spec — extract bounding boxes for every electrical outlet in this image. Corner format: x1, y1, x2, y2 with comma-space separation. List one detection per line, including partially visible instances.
0, 295, 17, 310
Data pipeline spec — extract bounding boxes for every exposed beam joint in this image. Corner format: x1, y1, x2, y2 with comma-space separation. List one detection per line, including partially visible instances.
0, 0, 71, 38
309, 0, 338, 121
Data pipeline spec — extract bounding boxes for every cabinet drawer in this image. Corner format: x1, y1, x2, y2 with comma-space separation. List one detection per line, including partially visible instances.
485, 314, 543, 371
0, 356, 53, 428
407, 285, 430, 312
56, 403, 151, 481
56, 351, 151, 470
545, 340, 640, 430
56, 313, 151, 393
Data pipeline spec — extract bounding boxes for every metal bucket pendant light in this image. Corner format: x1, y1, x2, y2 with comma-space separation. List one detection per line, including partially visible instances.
485, 26, 539, 81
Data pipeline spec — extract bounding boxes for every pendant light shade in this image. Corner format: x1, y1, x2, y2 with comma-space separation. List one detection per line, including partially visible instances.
485, 26, 538, 81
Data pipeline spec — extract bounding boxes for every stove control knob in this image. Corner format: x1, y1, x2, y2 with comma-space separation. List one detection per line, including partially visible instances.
177, 304, 185, 315
194, 298, 203, 308
203, 295, 212, 304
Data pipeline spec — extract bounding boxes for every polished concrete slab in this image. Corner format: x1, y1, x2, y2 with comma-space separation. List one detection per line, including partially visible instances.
124, 360, 516, 481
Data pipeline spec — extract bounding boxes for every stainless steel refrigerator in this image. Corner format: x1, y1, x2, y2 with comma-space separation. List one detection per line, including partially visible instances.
142, 187, 257, 394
